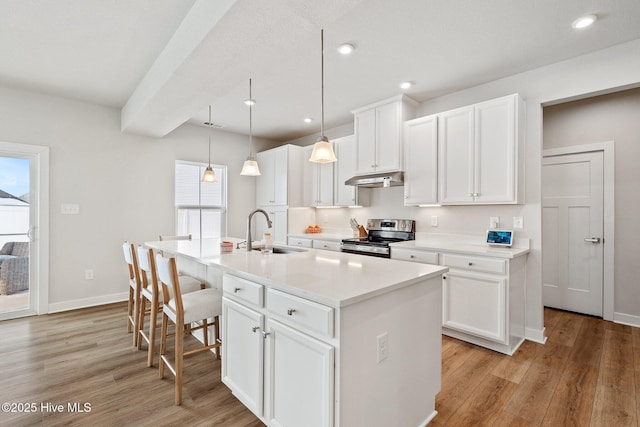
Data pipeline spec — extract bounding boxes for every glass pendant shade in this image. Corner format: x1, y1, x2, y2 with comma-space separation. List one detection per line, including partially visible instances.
309, 29, 337, 164
309, 136, 337, 163
202, 165, 217, 182
241, 156, 261, 176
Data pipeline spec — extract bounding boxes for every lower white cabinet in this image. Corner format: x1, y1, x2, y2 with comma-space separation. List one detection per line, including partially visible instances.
391, 246, 526, 355
312, 239, 341, 252
222, 274, 335, 427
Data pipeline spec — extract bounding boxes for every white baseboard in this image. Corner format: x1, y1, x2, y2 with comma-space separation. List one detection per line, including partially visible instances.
614, 312, 640, 328
47, 292, 128, 314
525, 326, 546, 344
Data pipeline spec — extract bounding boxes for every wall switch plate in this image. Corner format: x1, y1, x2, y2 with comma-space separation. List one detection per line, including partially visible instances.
377, 332, 389, 363
513, 216, 524, 229
61, 203, 80, 215
490, 217, 500, 229
431, 216, 439, 227
84, 269, 94, 280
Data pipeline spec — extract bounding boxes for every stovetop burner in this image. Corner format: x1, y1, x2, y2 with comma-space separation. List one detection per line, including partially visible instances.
341, 219, 416, 258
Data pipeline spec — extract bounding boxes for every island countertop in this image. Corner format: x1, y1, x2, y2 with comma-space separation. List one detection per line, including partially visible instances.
146, 238, 447, 308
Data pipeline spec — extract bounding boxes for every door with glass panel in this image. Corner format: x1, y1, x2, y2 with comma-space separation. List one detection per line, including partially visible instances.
0, 142, 48, 320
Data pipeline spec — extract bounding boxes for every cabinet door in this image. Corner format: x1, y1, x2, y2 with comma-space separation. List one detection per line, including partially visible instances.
265, 319, 334, 427
438, 106, 474, 204
474, 95, 516, 203
221, 297, 265, 417
256, 150, 274, 206
404, 115, 438, 205
375, 101, 402, 172
317, 161, 334, 206
442, 270, 507, 343
302, 146, 318, 206
334, 135, 357, 206
354, 109, 376, 174
273, 147, 289, 205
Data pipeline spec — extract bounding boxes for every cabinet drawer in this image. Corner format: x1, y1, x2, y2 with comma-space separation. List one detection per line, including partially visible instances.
266, 289, 334, 338
391, 248, 438, 264
440, 253, 506, 275
313, 239, 341, 252
223, 274, 264, 307
288, 237, 313, 248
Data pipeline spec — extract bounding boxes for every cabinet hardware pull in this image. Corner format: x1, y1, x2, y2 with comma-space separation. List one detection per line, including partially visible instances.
287, 308, 296, 316
468, 262, 473, 266
252, 326, 260, 332
234, 287, 241, 293
584, 237, 601, 243
262, 331, 270, 339
410, 255, 415, 259
443, 275, 447, 279
473, 193, 479, 197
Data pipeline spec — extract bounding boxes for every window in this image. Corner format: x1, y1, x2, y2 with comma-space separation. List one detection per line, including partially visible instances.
175, 161, 226, 239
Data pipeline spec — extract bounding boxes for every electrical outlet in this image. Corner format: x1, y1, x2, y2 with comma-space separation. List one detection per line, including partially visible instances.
377, 332, 389, 363
61, 203, 80, 215
323, 213, 329, 224
513, 216, 524, 229
431, 216, 439, 227
85, 269, 94, 280
489, 217, 500, 229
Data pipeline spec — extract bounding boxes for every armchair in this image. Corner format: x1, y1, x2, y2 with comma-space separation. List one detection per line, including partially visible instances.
0, 242, 30, 295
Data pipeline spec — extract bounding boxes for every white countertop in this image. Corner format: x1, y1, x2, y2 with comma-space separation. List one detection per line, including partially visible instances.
390, 233, 530, 259
146, 238, 447, 308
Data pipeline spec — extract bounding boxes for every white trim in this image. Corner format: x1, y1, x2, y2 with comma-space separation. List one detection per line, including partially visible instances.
48, 292, 128, 314
613, 312, 640, 329
0, 141, 50, 317
542, 141, 615, 321
525, 326, 546, 344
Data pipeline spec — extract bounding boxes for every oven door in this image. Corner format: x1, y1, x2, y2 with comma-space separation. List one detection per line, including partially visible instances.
340, 243, 390, 258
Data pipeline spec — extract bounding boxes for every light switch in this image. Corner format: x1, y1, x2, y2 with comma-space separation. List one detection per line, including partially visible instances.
513, 216, 524, 229
61, 204, 80, 215
431, 216, 439, 227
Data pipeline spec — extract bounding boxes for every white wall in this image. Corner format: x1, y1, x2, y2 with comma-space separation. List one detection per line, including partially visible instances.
299, 38, 640, 338
0, 84, 278, 311
543, 87, 640, 320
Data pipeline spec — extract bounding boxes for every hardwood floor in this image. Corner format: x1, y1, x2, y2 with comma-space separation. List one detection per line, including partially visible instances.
0, 304, 638, 426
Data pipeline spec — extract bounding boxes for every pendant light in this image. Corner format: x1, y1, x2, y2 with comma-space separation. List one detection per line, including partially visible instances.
201, 105, 217, 183
309, 29, 337, 163
240, 78, 261, 176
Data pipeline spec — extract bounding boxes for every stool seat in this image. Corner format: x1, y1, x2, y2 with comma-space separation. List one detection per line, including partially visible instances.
166, 288, 222, 324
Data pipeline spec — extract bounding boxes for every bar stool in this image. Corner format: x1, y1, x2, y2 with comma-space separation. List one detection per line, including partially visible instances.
156, 254, 222, 405
136, 246, 203, 367
122, 241, 142, 346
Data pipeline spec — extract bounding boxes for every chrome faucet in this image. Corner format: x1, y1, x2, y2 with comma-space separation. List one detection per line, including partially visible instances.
246, 209, 273, 251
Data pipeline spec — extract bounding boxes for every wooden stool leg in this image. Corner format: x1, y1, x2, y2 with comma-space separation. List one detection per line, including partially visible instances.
159, 312, 168, 379
127, 286, 134, 333
214, 316, 221, 360
147, 300, 158, 367
137, 297, 146, 350
175, 318, 184, 405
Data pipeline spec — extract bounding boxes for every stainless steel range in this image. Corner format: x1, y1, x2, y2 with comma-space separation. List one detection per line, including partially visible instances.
341, 219, 415, 258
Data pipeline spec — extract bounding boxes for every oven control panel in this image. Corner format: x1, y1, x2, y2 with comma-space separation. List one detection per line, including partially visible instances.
367, 219, 415, 232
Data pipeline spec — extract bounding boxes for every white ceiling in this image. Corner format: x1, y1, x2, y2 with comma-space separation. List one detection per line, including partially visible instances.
2, 0, 640, 141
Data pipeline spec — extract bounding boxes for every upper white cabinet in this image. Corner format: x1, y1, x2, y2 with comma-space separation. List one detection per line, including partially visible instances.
256, 144, 303, 207
333, 135, 369, 207
438, 94, 525, 205
403, 114, 438, 206
352, 95, 417, 175
303, 145, 334, 207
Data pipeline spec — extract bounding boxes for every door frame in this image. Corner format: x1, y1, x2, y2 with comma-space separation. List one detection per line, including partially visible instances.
0, 141, 49, 318
542, 141, 614, 321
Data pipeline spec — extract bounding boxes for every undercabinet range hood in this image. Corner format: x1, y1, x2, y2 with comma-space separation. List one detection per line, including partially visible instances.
345, 171, 404, 188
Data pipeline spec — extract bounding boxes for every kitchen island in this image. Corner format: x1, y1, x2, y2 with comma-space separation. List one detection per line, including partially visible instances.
147, 238, 447, 427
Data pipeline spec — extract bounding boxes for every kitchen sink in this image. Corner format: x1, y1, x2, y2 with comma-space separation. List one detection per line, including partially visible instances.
252, 246, 307, 254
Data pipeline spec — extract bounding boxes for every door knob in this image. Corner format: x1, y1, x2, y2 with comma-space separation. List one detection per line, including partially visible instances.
584, 237, 602, 243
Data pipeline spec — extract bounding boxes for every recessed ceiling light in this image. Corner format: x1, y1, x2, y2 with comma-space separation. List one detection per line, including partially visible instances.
244, 98, 256, 106
572, 14, 597, 29
304, 117, 313, 123
400, 81, 412, 90
338, 43, 354, 55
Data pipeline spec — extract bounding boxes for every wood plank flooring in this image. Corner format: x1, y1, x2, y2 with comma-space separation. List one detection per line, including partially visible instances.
0, 303, 638, 426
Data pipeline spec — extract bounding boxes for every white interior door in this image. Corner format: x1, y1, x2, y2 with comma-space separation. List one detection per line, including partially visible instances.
542, 151, 604, 316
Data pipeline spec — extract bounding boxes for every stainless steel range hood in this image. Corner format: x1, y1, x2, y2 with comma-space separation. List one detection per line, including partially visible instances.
345, 171, 404, 188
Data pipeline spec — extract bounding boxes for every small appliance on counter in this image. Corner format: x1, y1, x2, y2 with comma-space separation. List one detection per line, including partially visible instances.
341, 219, 415, 258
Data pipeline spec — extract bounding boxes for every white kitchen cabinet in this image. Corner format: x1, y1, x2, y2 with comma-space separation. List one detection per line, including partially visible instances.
303, 145, 334, 207
391, 246, 526, 355
222, 274, 335, 427
312, 239, 341, 252
256, 145, 303, 207
403, 114, 438, 205
221, 296, 265, 416
265, 319, 334, 427
256, 206, 288, 246
287, 236, 313, 248
333, 135, 369, 207
438, 93, 525, 205
352, 94, 417, 175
